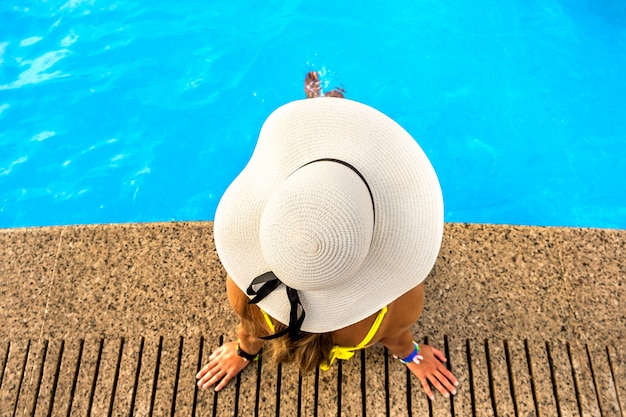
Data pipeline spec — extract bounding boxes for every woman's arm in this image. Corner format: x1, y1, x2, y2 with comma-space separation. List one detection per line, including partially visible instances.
196, 276, 266, 391
377, 284, 458, 400
227, 275, 266, 353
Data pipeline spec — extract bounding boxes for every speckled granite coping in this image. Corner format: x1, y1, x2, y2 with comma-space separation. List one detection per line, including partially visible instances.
0, 222, 624, 415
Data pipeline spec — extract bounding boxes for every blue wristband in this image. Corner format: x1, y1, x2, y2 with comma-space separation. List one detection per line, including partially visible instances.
398, 342, 421, 364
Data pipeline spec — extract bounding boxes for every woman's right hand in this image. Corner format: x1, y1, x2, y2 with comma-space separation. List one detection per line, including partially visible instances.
406, 343, 459, 400
196, 341, 252, 392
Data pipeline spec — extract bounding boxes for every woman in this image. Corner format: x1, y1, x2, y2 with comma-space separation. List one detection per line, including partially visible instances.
196, 72, 459, 401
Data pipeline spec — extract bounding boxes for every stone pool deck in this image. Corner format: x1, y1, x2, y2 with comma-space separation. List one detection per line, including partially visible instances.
0, 222, 624, 416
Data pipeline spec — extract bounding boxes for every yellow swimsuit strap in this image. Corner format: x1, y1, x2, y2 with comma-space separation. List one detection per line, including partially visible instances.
261, 309, 275, 333
320, 306, 388, 371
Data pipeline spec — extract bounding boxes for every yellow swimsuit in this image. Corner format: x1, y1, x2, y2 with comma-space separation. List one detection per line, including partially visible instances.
261, 306, 388, 371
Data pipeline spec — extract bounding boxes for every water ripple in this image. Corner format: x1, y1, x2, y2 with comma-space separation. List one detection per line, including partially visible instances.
0, 49, 71, 90
19, 36, 43, 46
30, 131, 56, 142
60, 31, 79, 47
0, 156, 28, 177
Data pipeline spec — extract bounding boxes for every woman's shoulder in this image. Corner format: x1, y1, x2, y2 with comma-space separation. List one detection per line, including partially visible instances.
332, 283, 425, 346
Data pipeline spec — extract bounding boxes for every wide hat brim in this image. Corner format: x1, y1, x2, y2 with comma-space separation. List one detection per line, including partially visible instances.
214, 98, 443, 333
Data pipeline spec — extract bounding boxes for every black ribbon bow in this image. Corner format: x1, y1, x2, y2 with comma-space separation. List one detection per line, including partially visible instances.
246, 271, 306, 340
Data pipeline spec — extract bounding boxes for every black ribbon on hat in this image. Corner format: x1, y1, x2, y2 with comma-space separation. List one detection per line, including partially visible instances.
298, 158, 375, 225
246, 271, 306, 340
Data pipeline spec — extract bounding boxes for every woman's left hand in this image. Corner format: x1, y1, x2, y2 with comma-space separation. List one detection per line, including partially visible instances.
406, 343, 459, 400
196, 341, 251, 392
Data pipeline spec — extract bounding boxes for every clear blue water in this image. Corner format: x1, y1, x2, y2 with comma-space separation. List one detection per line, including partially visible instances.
1, 0, 625, 229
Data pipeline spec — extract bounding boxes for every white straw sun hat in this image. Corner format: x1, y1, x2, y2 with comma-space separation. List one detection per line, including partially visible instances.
214, 98, 443, 334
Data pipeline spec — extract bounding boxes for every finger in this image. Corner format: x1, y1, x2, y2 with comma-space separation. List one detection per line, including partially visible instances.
197, 353, 222, 378
203, 369, 226, 390
418, 376, 435, 401
431, 347, 447, 362
428, 372, 450, 398
435, 369, 458, 395
215, 372, 234, 392
209, 345, 225, 361
438, 365, 459, 388
197, 369, 215, 388
196, 363, 210, 379
198, 363, 223, 388
198, 373, 213, 389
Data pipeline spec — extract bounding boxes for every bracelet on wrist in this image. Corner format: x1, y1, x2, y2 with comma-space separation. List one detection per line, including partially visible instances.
394, 341, 423, 365
236, 340, 262, 362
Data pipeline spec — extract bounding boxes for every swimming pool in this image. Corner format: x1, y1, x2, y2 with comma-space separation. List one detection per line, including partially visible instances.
1, 0, 625, 229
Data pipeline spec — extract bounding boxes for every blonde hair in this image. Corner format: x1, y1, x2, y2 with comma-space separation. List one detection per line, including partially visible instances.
240, 301, 333, 374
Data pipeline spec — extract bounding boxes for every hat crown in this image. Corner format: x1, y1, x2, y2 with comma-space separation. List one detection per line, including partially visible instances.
259, 160, 374, 291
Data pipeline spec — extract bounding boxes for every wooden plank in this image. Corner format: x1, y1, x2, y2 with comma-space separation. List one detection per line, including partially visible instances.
569, 341, 602, 417
0, 339, 29, 417
526, 339, 558, 417
364, 344, 387, 417
48, 338, 83, 416
131, 335, 160, 416
33, 339, 64, 417
446, 336, 472, 417
506, 339, 537, 417
109, 336, 142, 415
340, 348, 364, 417
68, 337, 102, 416
152, 336, 181, 415
14, 339, 48, 417
317, 355, 340, 417
89, 337, 123, 415
485, 339, 515, 417
587, 342, 621, 416
300, 365, 318, 417
194, 336, 218, 417
467, 338, 495, 417
278, 362, 301, 417
607, 345, 626, 417
174, 336, 203, 414
236, 355, 261, 416
547, 340, 580, 417
386, 346, 411, 417
319, 361, 340, 417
